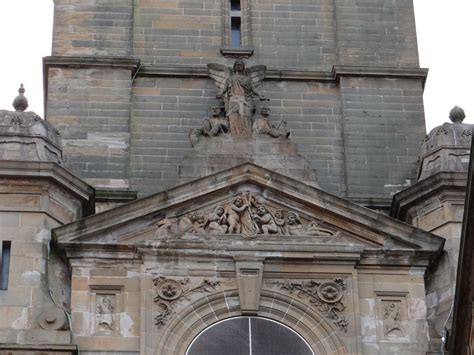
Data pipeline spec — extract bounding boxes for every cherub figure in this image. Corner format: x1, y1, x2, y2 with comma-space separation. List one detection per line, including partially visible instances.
155, 218, 175, 236
227, 195, 248, 234
253, 107, 290, 138
286, 211, 306, 235
208, 206, 228, 234
189, 105, 229, 146
191, 213, 207, 233
208, 60, 267, 138
274, 210, 286, 234
252, 205, 279, 235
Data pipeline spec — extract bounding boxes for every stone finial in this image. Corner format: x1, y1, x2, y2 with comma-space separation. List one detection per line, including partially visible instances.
449, 106, 466, 124
12, 84, 29, 112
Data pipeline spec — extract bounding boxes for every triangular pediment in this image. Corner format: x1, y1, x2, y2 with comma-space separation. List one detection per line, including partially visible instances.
53, 163, 444, 265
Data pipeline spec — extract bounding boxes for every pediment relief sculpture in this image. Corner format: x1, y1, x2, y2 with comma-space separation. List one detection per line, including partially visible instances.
154, 191, 339, 239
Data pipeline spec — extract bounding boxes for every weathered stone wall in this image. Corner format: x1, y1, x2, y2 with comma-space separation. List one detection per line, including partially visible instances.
53, 0, 418, 70
335, 0, 419, 67
69, 261, 140, 354
47, 0, 426, 203
47, 67, 133, 189
0, 171, 92, 349
52, 0, 134, 57
340, 76, 426, 198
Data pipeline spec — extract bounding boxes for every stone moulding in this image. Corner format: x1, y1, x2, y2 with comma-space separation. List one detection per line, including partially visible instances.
43, 56, 428, 83
268, 278, 349, 332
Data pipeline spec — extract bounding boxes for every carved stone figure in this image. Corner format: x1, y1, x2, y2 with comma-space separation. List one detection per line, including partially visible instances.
227, 195, 249, 234
155, 218, 174, 236
176, 192, 340, 238
208, 60, 267, 138
274, 210, 286, 234
96, 295, 114, 331
253, 107, 290, 138
189, 106, 230, 146
252, 205, 278, 235
286, 211, 306, 235
383, 301, 402, 335
191, 213, 207, 233
208, 206, 228, 234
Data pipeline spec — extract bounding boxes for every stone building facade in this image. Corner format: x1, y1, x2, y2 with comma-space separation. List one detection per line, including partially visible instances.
0, 0, 470, 354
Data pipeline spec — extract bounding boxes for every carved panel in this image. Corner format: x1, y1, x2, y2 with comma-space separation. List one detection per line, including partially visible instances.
153, 277, 222, 328
89, 287, 122, 336
266, 278, 348, 332
153, 191, 339, 239
375, 292, 408, 341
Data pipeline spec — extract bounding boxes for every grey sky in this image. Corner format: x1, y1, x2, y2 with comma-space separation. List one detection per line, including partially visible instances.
0, 0, 472, 131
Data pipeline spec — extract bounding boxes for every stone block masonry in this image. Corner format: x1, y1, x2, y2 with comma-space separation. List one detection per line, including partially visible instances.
47, 0, 428, 205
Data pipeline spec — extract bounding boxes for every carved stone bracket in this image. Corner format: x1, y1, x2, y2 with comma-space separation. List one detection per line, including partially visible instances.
269, 278, 348, 332
153, 277, 220, 328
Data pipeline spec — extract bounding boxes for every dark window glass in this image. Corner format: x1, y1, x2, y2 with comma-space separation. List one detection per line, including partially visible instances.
231, 17, 242, 48
187, 317, 314, 355
231, 0, 241, 11
0, 241, 11, 290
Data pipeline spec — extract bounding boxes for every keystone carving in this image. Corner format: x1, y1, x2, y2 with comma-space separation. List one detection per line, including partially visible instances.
154, 277, 220, 328
269, 278, 348, 332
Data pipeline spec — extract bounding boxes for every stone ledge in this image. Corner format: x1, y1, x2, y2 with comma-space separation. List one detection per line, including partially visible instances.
96, 189, 137, 203
43, 56, 428, 83
0, 343, 77, 354
0, 160, 95, 217
390, 171, 468, 221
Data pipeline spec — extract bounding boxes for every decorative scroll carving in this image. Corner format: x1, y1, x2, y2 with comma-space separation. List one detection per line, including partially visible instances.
383, 301, 402, 335
154, 277, 220, 328
171, 192, 338, 238
270, 278, 348, 332
37, 306, 68, 331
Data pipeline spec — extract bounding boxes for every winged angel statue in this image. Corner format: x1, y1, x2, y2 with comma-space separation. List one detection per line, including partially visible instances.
207, 60, 267, 138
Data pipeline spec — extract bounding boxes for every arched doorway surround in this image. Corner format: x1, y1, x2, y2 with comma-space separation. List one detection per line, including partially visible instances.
155, 289, 346, 355
186, 316, 315, 355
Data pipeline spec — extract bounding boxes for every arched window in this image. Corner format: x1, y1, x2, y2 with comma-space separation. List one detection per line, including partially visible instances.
186, 317, 315, 355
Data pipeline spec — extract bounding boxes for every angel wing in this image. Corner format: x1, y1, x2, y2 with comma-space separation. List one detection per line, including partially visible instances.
207, 63, 230, 91
248, 65, 266, 88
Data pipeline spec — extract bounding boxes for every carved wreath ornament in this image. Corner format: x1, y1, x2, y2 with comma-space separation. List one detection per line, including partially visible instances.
271, 278, 348, 332
153, 277, 220, 328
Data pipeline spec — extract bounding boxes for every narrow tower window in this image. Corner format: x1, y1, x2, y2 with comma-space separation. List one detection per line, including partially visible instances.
230, 0, 242, 48
0, 241, 11, 290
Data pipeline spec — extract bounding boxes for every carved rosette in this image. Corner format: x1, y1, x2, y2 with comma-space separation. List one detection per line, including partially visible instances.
268, 278, 348, 332
153, 277, 221, 328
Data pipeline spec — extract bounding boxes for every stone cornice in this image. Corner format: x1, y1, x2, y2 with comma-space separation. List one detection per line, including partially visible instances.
43, 56, 428, 83
0, 160, 95, 217
43, 56, 141, 74
390, 171, 468, 221
332, 65, 429, 86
